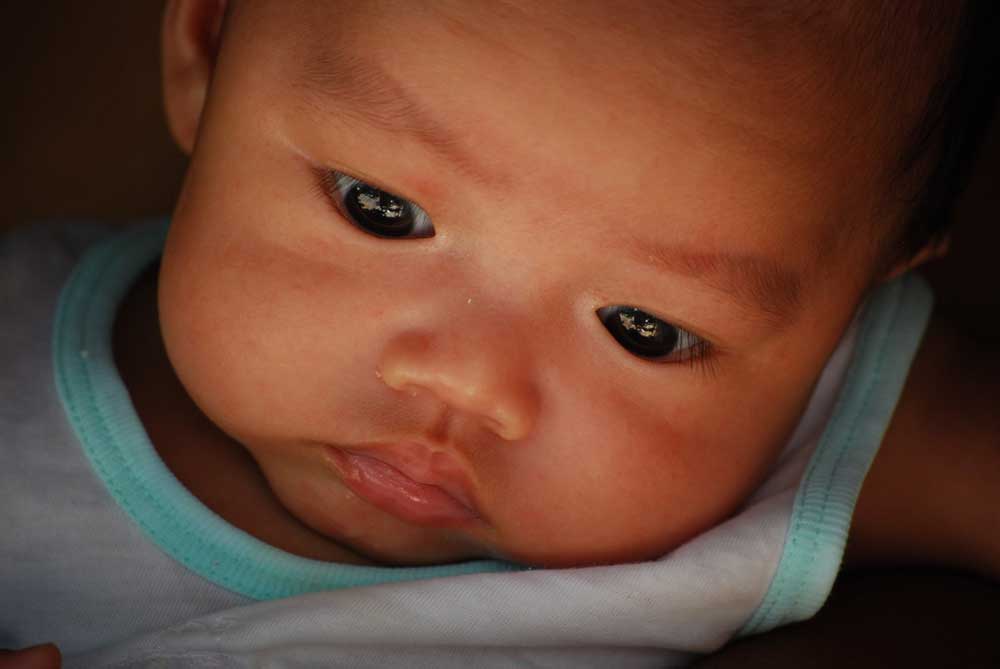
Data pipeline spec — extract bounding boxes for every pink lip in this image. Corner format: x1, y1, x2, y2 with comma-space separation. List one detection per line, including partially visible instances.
322, 442, 481, 526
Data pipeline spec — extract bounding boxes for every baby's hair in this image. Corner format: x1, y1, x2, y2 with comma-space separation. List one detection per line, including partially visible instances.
885, 0, 1000, 267
710, 0, 1000, 269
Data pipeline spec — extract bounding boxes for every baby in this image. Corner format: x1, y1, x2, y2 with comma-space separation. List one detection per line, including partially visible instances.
2, 0, 999, 667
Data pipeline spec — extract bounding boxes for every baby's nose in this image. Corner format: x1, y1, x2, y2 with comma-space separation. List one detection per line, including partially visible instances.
376, 328, 540, 441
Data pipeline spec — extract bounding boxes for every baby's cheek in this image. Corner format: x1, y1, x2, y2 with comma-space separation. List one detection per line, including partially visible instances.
482, 411, 692, 564
161, 230, 356, 438
160, 244, 291, 435
504, 387, 787, 565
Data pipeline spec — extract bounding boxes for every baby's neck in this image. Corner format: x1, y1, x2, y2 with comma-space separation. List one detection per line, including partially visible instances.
112, 266, 374, 564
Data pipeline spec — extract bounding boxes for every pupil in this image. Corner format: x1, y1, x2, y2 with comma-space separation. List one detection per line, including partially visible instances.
609, 307, 678, 358
347, 183, 414, 237
619, 310, 661, 340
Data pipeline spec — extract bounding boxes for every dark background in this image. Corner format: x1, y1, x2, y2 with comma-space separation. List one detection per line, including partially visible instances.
2, 3, 998, 667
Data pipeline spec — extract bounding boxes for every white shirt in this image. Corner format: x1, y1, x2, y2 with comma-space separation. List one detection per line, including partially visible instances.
0, 220, 933, 668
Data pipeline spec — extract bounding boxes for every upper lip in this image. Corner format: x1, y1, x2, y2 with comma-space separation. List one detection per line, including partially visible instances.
337, 440, 481, 514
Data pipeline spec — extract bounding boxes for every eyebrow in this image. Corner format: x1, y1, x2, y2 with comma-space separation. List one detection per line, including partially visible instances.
294, 49, 502, 188
624, 239, 804, 328
295, 50, 804, 327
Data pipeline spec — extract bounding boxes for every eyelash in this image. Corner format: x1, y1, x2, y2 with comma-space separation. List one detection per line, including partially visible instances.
310, 166, 718, 375
679, 339, 718, 376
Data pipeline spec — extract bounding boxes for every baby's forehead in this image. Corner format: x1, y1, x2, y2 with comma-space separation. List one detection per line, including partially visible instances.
270, 2, 896, 193
266, 1, 926, 146
228, 0, 955, 267
273, 1, 893, 78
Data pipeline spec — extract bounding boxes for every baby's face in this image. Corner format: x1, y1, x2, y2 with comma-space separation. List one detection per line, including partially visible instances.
160, 1, 889, 566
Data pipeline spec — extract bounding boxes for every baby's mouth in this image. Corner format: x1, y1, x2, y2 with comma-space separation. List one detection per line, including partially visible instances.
322, 443, 481, 526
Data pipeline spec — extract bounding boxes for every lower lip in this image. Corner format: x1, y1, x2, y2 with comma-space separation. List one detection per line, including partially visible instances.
324, 447, 480, 526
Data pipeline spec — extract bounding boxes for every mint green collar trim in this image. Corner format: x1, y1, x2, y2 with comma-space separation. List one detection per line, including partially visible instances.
739, 273, 933, 636
53, 219, 519, 601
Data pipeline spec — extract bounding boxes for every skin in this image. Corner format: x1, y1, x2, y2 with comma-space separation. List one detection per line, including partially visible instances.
113, 0, 1000, 586
0, 646, 60, 669
145, 0, 940, 568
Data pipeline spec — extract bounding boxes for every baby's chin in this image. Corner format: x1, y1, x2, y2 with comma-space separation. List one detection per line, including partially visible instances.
321, 519, 683, 570
320, 518, 496, 567
282, 492, 650, 569
286, 495, 694, 570
339, 536, 652, 570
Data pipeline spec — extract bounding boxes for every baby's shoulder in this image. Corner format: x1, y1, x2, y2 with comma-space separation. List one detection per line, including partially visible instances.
0, 221, 119, 363
0, 221, 114, 290
1, 219, 113, 253
849, 310, 1000, 579
896, 312, 1000, 443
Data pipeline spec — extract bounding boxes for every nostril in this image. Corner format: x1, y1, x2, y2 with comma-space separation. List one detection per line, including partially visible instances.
377, 333, 539, 441
378, 371, 427, 402
376, 360, 412, 393
484, 416, 506, 437
490, 404, 536, 441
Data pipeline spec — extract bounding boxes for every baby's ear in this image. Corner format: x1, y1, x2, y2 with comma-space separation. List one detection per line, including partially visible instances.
161, 0, 228, 155
880, 234, 951, 282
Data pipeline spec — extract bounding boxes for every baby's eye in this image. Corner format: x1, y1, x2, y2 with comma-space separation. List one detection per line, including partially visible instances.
597, 306, 708, 362
321, 171, 435, 238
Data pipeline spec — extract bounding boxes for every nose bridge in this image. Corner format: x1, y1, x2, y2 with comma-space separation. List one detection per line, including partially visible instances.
376, 299, 540, 441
